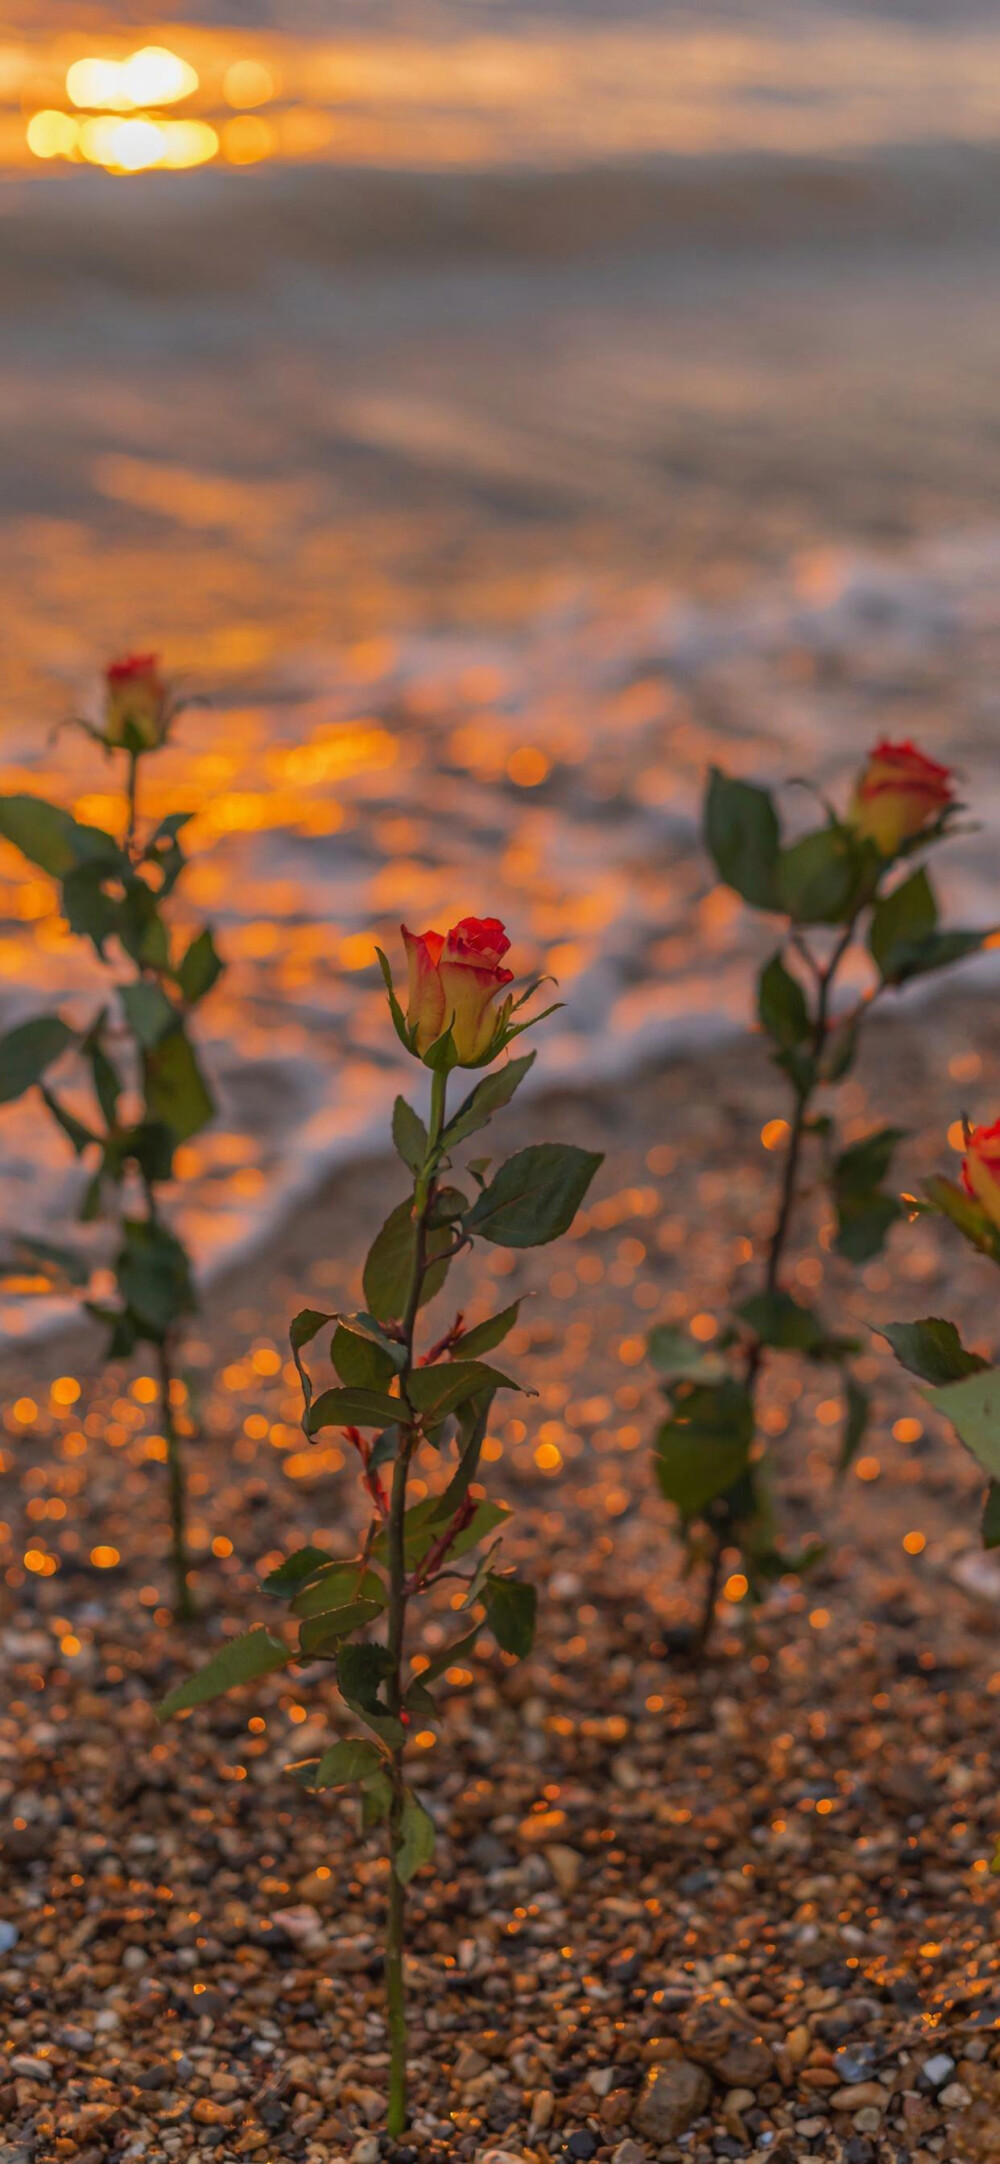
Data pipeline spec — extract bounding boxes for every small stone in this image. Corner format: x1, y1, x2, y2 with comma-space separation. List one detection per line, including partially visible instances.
0, 1926, 17, 1955
634, 2059, 711, 2142
920, 2053, 956, 2090
724, 2089, 755, 2113
853, 2108, 883, 2134
612, 2144, 645, 2164
9, 2057, 53, 2082
795, 2121, 829, 2139
350, 2141, 379, 2164
939, 2081, 972, 2109
833, 2047, 878, 2086
529, 2090, 554, 2131
544, 1843, 582, 1895
455, 2047, 490, 2083
829, 2083, 889, 2113
785, 2025, 812, 2064
715, 2039, 774, 2088
564, 2137, 597, 2161
587, 2066, 615, 2097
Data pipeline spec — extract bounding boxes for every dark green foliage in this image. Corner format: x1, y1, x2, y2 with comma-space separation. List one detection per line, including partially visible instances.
465, 1143, 603, 1246
704, 768, 780, 910
881, 1316, 988, 1385
0, 1015, 74, 1103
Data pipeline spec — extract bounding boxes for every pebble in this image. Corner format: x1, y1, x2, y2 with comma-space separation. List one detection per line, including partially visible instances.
544, 1842, 583, 1894
939, 2080, 972, 2108
634, 2060, 711, 2142
611, 2145, 645, 2164
921, 2052, 957, 2089
350, 2140, 379, 2164
829, 2082, 889, 2113
0, 1924, 17, 1954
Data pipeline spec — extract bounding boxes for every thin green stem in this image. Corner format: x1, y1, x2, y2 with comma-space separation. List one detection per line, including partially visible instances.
694, 919, 858, 1657
124, 751, 140, 860
158, 1334, 193, 1623
383, 1061, 449, 2138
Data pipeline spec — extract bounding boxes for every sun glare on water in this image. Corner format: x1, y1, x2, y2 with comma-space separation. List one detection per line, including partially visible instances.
25, 43, 216, 175
66, 47, 199, 112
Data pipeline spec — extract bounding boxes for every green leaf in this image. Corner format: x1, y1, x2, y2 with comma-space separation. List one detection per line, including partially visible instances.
0, 1015, 74, 1103
0, 794, 119, 878
443, 1053, 536, 1149
892, 928, 989, 983
738, 1290, 826, 1354
483, 1574, 536, 1658
704, 768, 780, 911
60, 862, 120, 955
395, 1791, 436, 1884
647, 1323, 727, 1384
126, 1119, 176, 1185
834, 1125, 905, 1195
777, 824, 867, 925
144, 1026, 214, 1142
465, 1143, 602, 1248
291, 1565, 384, 1619
117, 1217, 196, 1339
869, 867, 937, 981
392, 1096, 428, 1174
923, 1175, 1000, 1262
925, 1366, 1000, 1479
834, 1192, 903, 1263
297, 1599, 385, 1657
262, 1544, 335, 1598
425, 1392, 495, 1524
389, 1495, 510, 1569
361, 1769, 394, 1827
121, 980, 178, 1050
881, 1316, 989, 1387
332, 1323, 394, 1393
982, 1482, 1000, 1550
297, 1738, 385, 1790
157, 1629, 291, 1719
81, 1012, 122, 1128
456, 1300, 522, 1359
416, 1623, 482, 1686
362, 1190, 461, 1323
654, 1381, 754, 1517
757, 953, 810, 1050
374, 945, 412, 1053
288, 1308, 337, 1425
40, 1077, 96, 1151
337, 1641, 404, 1748
838, 1378, 869, 1475
177, 928, 223, 1006
407, 1360, 516, 1422
306, 1385, 402, 1434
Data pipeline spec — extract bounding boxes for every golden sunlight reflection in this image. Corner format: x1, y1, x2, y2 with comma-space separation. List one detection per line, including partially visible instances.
12, 19, 1000, 180
66, 47, 199, 112
31, 111, 219, 173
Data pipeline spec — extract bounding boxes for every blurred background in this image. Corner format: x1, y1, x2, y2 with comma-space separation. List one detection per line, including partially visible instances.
2, 0, 1000, 1314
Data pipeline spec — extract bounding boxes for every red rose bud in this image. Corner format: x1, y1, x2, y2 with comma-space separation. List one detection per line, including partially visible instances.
848, 737, 954, 856
962, 1119, 1000, 1231
402, 916, 514, 1065
105, 652, 169, 752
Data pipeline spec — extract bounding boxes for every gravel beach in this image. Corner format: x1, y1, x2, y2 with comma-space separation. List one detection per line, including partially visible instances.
3, 998, 1000, 2163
